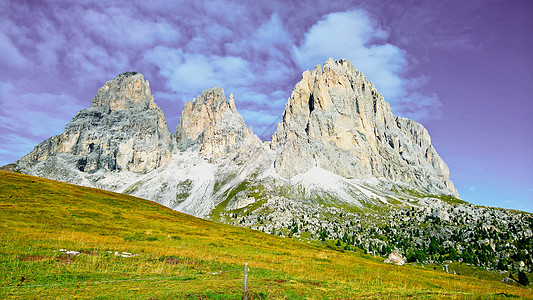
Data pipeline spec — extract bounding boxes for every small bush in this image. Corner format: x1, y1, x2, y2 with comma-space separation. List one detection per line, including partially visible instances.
518, 270, 530, 286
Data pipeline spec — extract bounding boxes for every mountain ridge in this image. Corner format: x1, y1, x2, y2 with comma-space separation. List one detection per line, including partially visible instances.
12, 58, 458, 214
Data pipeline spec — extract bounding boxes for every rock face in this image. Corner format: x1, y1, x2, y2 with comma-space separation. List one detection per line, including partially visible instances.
17, 72, 172, 174
271, 58, 457, 196
175, 87, 262, 162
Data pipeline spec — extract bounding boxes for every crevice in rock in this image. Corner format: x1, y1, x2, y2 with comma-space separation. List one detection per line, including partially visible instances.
77, 157, 87, 172
308, 94, 315, 113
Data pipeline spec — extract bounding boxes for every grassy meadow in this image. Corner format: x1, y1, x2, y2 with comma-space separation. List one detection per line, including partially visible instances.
0, 170, 531, 299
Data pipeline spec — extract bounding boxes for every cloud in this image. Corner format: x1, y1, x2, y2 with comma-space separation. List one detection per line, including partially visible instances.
0, 80, 84, 165
80, 6, 181, 47
0, 31, 30, 69
63, 42, 130, 87
394, 92, 442, 121
0, 133, 41, 166
144, 47, 254, 95
293, 10, 440, 121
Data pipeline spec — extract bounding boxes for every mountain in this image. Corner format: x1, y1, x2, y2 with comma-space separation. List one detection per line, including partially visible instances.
175, 87, 263, 162
16, 71, 172, 185
8, 59, 532, 274
271, 59, 456, 196
12, 58, 456, 213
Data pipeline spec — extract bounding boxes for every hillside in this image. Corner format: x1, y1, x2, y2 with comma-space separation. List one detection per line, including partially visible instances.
0, 170, 531, 299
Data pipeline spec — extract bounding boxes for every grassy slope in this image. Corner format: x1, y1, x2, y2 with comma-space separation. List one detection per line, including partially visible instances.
0, 171, 531, 299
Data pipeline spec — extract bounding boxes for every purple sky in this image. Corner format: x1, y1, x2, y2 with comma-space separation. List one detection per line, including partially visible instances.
1, 0, 532, 212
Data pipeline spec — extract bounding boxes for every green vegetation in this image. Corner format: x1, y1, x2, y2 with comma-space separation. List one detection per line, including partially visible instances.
519, 270, 531, 286
0, 170, 531, 299
394, 186, 467, 205
428, 194, 468, 205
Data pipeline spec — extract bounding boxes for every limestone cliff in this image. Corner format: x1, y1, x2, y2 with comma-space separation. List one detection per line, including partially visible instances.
175, 87, 263, 162
17, 72, 172, 174
271, 58, 458, 196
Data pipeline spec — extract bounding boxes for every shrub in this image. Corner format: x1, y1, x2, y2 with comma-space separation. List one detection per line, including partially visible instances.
518, 270, 530, 286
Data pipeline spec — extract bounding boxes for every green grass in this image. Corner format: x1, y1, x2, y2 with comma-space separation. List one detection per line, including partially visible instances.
428, 194, 468, 205
0, 170, 531, 299
391, 186, 468, 205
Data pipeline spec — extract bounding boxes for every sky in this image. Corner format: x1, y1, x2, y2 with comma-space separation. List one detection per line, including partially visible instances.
1, 0, 532, 212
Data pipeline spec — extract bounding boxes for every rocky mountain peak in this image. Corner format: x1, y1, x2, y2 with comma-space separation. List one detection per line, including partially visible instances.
16, 71, 172, 177
271, 58, 458, 197
176, 87, 232, 144
91, 71, 157, 113
175, 87, 262, 161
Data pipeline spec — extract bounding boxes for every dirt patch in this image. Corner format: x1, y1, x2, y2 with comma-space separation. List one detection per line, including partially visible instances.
185, 294, 208, 299
57, 254, 77, 264
273, 279, 287, 284
18, 255, 47, 261
79, 250, 97, 255
302, 280, 321, 286
164, 257, 194, 265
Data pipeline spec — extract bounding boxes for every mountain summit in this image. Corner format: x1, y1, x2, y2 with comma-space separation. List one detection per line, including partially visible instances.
13, 59, 457, 217
271, 58, 457, 196
175, 87, 262, 162
16, 72, 172, 182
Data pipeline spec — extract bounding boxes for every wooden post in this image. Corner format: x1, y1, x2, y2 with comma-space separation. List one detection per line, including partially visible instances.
243, 263, 249, 300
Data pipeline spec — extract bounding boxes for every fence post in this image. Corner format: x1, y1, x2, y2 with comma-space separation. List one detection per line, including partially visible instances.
243, 263, 249, 300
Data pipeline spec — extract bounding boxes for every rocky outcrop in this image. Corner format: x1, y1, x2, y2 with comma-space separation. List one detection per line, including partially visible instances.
384, 251, 406, 266
175, 87, 263, 162
271, 58, 457, 196
17, 72, 172, 174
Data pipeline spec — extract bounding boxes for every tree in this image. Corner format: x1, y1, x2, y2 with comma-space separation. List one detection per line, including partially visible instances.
291, 224, 298, 234
320, 229, 327, 242
518, 270, 530, 286
497, 259, 508, 271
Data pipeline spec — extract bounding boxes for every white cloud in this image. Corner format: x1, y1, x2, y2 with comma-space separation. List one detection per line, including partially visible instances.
141, 12, 297, 136
81, 7, 181, 47
395, 92, 442, 121
144, 47, 254, 96
0, 81, 83, 150
224, 13, 294, 82
293, 10, 440, 121
0, 133, 41, 166
0, 89, 83, 165
0, 31, 30, 68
